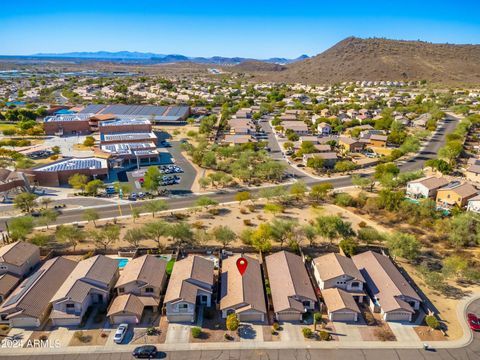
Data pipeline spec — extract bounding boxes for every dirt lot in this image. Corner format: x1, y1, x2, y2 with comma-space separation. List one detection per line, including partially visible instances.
414, 326, 447, 341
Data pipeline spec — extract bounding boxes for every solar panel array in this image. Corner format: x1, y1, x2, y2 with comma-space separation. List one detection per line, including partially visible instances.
101, 142, 156, 155
36, 158, 107, 172
79, 104, 189, 121
102, 132, 155, 142
44, 114, 92, 122
99, 118, 150, 127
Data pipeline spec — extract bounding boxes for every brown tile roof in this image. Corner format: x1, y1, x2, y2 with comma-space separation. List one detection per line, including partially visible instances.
107, 293, 145, 318
411, 176, 450, 190
439, 182, 478, 198
0, 241, 39, 267
467, 165, 480, 174
219, 255, 266, 314
370, 134, 388, 141
51, 255, 118, 303
322, 288, 360, 313
115, 255, 167, 289
164, 256, 214, 304
265, 251, 316, 313
0, 274, 20, 297
313, 253, 364, 283
352, 251, 420, 313
0, 257, 77, 319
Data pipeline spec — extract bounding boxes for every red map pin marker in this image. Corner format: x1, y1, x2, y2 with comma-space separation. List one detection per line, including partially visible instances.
236, 257, 248, 276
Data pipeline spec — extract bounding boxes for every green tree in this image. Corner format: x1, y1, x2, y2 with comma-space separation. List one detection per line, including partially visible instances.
334, 160, 356, 173
374, 163, 399, 180
142, 199, 169, 218
143, 220, 169, 248
447, 213, 480, 248
68, 173, 88, 192
195, 196, 219, 209
310, 183, 333, 202
270, 219, 297, 248
142, 166, 161, 194
56, 225, 85, 251
442, 255, 469, 279
9, 216, 35, 241
83, 209, 100, 227
289, 182, 307, 201
351, 175, 375, 192
251, 223, 272, 252
386, 232, 421, 260
85, 179, 104, 195
123, 228, 147, 248
301, 224, 317, 246
263, 203, 284, 215
425, 315, 440, 330
235, 191, 251, 204
13, 192, 38, 213
339, 238, 358, 257
83, 136, 95, 147
37, 209, 58, 229
212, 225, 236, 248
91, 224, 120, 251
167, 222, 195, 247
315, 215, 354, 246
29, 233, 50, 247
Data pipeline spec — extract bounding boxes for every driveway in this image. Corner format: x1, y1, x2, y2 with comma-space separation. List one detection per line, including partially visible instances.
279, 322, 305, 342
165, 323, 191, 344
333, 321, 363, 342
238, 324, 264, 342
388, 322, 420, 342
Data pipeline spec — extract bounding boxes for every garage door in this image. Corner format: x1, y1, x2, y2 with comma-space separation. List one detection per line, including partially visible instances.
111, 315, 139, 325
51, 317, 81, 327
385, 311, 411, 322
239, 312, 264, 322
10, 317, 40, 328
330, 311, 357, 322
167, 314, 194, 323
277, 311, 301, 322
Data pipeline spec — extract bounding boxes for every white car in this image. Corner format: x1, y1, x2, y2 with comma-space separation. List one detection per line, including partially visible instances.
114, 323, 128, 344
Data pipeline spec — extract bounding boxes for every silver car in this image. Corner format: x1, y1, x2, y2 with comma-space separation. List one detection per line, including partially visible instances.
114, 323, 128, 344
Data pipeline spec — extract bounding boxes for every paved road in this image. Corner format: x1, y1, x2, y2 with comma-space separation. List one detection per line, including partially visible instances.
1, 114, 459, 227
1, 298, 478, 359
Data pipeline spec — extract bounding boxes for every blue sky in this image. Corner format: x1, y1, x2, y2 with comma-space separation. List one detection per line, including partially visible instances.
1, 0, 479, 58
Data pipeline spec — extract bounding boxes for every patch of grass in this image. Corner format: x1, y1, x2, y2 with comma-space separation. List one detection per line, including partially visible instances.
166, 259, 176, 275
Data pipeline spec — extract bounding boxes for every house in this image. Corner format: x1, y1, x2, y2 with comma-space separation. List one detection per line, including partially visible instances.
317, 122, 332, 136
368, 134, 388, 148
406, 177, 450, 199
338, 137, 365, 153
312, 253, 365, 301
467, 194, 480, 214
107, 255, 167, 325
281, 121, 310, 135
352, 251, 422, 322
228, 119, 256, 135
223, 134, 255, 146
164, 256, 214, 323
265, 251, 316, 322
0, 257, 77, 328
219, 255, 266, 322
0, 241, 40, 303
303, 152, 338, 168
465, 165, 480, 183
436, 182, 478, 209
50, 255, 119, 326
321, 288, 361, 322
359, 129, 385, 140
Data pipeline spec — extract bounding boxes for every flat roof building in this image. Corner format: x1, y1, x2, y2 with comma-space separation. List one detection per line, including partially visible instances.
43, 114, 92, 136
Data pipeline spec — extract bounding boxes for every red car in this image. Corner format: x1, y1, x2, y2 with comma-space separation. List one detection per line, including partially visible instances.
468, 313, 480, 331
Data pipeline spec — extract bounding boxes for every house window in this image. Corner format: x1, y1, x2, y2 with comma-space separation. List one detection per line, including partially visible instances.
302, 301, 310, 307
118, 288, 125, 293
178, 304, 188, 312
351, 282, 360, 288
66, 303, 75, 309
145, 287, 154, 293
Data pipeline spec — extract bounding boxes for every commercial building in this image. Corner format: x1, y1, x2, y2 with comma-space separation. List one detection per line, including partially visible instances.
43, 114, 92, 136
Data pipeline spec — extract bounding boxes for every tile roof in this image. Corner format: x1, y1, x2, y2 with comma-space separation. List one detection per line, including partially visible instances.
0, 257, 77, 319
219, 255, 266, 314
352, 251, 420, 313
265, 251, 316, 313
107, 293, 145, 318
313, 253, 365, 283
0, 241, 39, 267
438, 182, 477, 198
410, 176, 450, 190
164, 256, 214, 304
51, 255, 118, 303
115, 255, 167, 289
322, 288, 360, 313
0, 273, 20, 296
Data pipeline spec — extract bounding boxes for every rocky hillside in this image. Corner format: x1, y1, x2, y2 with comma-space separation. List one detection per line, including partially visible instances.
252, 37, 480, 85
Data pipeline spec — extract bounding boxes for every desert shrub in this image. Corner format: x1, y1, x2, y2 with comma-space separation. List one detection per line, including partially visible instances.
339, 238, 358, 257
192, 221, 204, 229
374, 328, 395, 341
243, 219, 252, 226
272, 322, 280, 331
302, 327, 312, 338
226, 313, 239, 331
425, 315, 440, 329
146, 327, 157, 336
240, 208, 248, 214
314, 312, 322, 323
208, 208, 220, 216
319, 330, 331, 341
358, 221, 367, 228
364, 311, 376, 326
334, 193, 355, 207
191, 327, 202, 338
246, 204, 256, 212
82, 251, 94, 260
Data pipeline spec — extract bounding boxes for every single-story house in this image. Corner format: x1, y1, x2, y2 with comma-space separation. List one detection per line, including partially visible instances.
265, 251, 316, 322
465, 165, 480, 184
219, 254, 266, 322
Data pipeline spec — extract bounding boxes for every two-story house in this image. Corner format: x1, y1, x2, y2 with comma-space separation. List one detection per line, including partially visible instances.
49, 255, 119, 326
164, 256, 214, 323
107, 255, 167, 324
436, 182, 478, 210
352, 251, 422, 322
0, 241, 40, 303
219, 254, 266, 322
317, 122, 332, 136
312, 253, 365, 322
265, 251, 316, 322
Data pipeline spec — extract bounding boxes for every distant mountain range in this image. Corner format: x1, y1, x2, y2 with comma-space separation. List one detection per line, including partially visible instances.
30, 51, 310, 65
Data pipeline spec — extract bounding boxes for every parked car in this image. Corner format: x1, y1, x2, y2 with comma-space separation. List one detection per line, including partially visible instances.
105, 186, 116, 195
132, 345, 157, 358
114, 323, 128, 344
468, 313, 480, 331
128, 193, 138, 201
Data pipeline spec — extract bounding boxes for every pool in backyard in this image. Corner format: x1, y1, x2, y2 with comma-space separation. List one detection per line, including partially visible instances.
116, 258, 129, 269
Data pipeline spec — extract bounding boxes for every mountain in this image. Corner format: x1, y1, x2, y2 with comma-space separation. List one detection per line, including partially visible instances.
31, 51, 309, 65
252, 37, 480, 84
